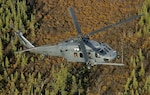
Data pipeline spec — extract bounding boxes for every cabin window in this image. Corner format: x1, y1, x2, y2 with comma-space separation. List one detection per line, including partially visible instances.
80, 53, 83, 58
74, 53, 78, 57
88, 52, 92, 58
60, 50, 63, 52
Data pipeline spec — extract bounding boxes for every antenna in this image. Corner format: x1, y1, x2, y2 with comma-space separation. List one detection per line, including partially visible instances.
121, 40, 124, 64
121, 29, 125, 64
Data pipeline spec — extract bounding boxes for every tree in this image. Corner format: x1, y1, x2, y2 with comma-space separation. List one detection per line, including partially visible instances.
139, 62, 145, 77
0, 39, 3, 61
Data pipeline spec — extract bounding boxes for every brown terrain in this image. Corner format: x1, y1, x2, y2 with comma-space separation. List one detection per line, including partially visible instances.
1, 0, 150, 95
24, 0, 150, 94
25, 0, 149, 94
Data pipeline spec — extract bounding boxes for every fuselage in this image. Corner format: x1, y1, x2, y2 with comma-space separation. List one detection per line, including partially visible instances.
31, 38, 117, 64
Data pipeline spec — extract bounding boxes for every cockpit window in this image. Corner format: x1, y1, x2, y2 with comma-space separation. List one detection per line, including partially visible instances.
96, 48, 107, 56
99, 50, 106, 55
106, 46, 112, 50
104, 48, 109, 52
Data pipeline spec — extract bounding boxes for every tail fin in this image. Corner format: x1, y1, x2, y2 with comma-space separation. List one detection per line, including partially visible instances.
15, 32, 34, 48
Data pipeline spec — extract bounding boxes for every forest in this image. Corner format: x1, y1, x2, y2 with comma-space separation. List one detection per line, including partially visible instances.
0, 0, 150, 95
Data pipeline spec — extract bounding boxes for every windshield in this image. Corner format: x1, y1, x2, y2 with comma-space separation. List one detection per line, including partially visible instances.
99, 50, 106, 55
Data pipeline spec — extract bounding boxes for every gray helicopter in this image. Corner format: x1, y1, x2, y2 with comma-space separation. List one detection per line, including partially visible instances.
16, 7, 143, 68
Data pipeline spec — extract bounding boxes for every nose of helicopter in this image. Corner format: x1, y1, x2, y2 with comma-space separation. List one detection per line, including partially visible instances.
112, 51, 117, 59
104, 50, 117, 61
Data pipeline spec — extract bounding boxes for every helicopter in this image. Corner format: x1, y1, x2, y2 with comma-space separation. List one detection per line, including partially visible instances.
15, 7, 143, 68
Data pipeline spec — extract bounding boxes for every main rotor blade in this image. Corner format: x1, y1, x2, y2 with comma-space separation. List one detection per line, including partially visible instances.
87, 14, 144, 36
69, 7, 82, 36
79, 39, 89, 63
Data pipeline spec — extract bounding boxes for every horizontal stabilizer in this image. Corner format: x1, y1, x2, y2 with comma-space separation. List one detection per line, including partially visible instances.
15, 47, 37, 53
